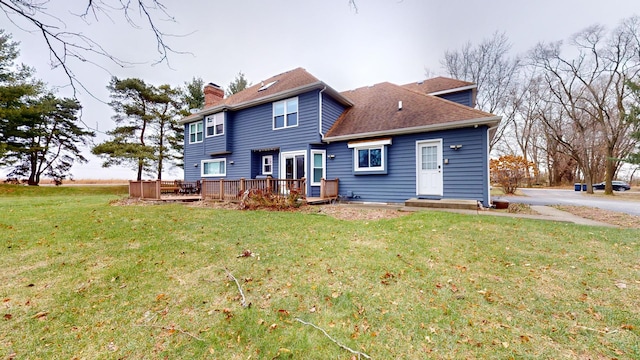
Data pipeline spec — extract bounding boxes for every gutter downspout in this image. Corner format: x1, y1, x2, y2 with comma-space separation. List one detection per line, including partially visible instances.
318, 86, 327, 139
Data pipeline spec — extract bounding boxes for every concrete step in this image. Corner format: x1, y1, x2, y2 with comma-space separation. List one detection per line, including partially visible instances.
405, 198, 479, 210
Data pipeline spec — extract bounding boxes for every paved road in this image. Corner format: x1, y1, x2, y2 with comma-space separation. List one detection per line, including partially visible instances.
494, 188, 640, 216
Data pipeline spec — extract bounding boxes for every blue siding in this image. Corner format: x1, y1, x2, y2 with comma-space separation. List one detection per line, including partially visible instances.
322, 95, 347, 136
183, 87, 490, 206
184, 91, 321, 183
437, 89, 474, 107
326, 126, 490, 206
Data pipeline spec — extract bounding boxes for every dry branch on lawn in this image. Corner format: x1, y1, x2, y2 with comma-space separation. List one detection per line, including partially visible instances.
224, 268, 250, 308
294, 318, 371, 359
134, 324, 203, 341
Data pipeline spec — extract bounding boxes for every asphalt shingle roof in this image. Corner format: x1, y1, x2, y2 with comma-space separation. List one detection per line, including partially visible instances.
402, 76, 475, 94
214, 67, 321, 107
324, 82, 497, 139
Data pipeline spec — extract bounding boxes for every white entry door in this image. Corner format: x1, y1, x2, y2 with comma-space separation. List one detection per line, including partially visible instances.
416, 140, 443, 196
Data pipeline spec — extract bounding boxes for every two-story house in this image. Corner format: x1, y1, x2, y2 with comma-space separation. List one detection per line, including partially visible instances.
178, 68, 500, 206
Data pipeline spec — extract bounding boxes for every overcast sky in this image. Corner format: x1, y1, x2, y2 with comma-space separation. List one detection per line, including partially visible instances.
3, 0, 638, 180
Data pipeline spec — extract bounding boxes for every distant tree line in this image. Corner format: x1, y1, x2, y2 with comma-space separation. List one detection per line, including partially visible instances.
441, 16, 640, 194
1, 27, 253, 184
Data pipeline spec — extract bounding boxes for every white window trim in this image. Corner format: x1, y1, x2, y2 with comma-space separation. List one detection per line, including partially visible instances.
272, 97, 299, 130
189, 121, 203, 144
279, 150, 306, 179
262, 155, 273, 175
310, 150, 326, 186
348, 139, 391, 172
201, 158, 226, 177
205, 113, 224, 138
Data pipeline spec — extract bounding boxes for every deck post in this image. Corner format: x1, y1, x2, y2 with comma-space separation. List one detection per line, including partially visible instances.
266, 177, 272, 194
219, 179, 224, 201
240, 178, 245, 193
155, 180, 161, 199
320, 178, 326, 199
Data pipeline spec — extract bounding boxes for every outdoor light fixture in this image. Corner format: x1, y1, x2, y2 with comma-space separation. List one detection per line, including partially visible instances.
449, 144, 463, 150
328, 154, 336, 159
194, 163, 198, 167
229, 160, 235, 165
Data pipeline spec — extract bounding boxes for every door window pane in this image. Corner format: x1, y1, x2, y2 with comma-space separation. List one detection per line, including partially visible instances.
422, 146, 437, 170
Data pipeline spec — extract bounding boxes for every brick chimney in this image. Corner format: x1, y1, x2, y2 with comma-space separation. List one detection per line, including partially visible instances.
204, 83, 224, 107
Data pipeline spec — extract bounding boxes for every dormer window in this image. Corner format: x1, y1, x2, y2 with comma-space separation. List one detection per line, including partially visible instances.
273, 97, 298, 129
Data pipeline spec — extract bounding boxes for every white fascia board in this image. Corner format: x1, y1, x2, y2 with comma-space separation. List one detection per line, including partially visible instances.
324, 116, 501, 143
347, 138, 392, 148
428, 84, 477, 96
178, 82, 353, 125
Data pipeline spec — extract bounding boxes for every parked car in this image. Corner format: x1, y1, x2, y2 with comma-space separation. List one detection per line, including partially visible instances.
593, 180, 631, 191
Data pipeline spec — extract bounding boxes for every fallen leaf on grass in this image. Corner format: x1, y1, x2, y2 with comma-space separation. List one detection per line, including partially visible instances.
237, 250, 255, 258
615, 282, 627, 289
32, 311, 48, 319
3, 314, 12, 320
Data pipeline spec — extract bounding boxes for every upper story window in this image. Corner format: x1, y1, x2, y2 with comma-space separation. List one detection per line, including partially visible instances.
348, 138, 392, 174
273, 97, 298, 129
189, 122, 203, 143
205, 114, 224, 137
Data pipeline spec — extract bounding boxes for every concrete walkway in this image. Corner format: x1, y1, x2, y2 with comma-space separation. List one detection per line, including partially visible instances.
398, 204, 618, 227
528, 205, 615, 227
325, 202, 618, 227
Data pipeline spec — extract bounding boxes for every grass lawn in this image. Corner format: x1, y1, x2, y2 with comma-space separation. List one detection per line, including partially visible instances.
1, 185, 639, 359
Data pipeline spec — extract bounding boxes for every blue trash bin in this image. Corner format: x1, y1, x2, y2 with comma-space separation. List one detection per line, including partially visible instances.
582, 184, 587, 191
574, 183, 581, 191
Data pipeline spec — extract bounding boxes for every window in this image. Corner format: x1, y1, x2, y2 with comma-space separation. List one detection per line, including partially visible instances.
348, 138, 391, 173
189, 122, 203, 143
273, 97, 298, 129
205, 114, 223, 137
358, 148, 382, 169
262, 155, 273, 175
201, 159, 226, 177
311, 150, 325, 185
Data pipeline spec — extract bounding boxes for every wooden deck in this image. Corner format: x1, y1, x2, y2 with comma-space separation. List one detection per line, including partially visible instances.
305, 197, 335, 205
129, 178, 339, 204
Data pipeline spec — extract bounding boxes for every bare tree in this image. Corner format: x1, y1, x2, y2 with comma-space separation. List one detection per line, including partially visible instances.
0, 0, 181, 95
530, 17, 640, 194
501, 71, 549, 186
441, 31, 521, 149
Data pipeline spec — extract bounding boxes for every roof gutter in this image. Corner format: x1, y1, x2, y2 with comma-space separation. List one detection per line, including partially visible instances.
178, 81, 353, 125
324, 116, 502, 143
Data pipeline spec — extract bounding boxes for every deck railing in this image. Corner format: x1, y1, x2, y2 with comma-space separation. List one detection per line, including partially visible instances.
130, 177, 337, 202
201, 178, 307, 201
320, 178, 339, 200
129, 180, 200, 199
